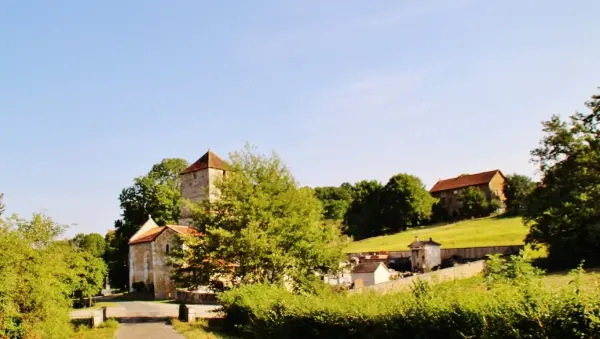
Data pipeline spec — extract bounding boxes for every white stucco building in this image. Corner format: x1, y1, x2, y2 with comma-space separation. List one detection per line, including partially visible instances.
351, 262, 390, 286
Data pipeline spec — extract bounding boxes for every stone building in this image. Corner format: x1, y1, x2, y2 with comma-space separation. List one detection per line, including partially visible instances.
429, 169, 506, 217
408, 237, 441, 273
128, 149, 229, 298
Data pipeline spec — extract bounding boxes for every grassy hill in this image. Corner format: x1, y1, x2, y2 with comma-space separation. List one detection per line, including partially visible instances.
344, 217, 529, 253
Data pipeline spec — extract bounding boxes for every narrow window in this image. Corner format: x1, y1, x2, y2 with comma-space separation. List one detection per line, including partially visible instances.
166, 244, 169, 254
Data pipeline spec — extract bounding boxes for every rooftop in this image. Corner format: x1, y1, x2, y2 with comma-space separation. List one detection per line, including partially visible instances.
429, 170, 503, 193
128, 224, 200, 245
352, 262, 387, 274
181, 150, 230, 174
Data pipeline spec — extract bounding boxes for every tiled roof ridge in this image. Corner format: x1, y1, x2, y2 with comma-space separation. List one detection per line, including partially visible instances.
430, 169, 502, 193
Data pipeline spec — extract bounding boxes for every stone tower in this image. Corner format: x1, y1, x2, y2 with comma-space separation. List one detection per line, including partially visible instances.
178, 149, 229, 226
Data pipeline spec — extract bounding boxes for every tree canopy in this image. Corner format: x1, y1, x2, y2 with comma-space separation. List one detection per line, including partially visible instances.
380, 173, 437, 233
314, 184, 354, 220
70, 232, 106, 257
170, 144, 346, 292
343, 180, 384, 240
524, 90, 600, 267
503, 174, 536, 216
458, 187, 490, 219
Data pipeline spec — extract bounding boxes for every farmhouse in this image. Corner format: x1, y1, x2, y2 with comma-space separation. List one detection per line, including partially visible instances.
128, 149, 229, 298
430, 169, 506, 217
351, 262, 390, 287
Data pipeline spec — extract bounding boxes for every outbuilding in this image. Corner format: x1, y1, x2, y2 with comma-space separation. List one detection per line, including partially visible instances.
408, 237, 442, 273
351, 262, 390, 287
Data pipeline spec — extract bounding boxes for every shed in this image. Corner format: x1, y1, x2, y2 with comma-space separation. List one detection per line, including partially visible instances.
408, 237, 442, 273
351, 262, 390, 287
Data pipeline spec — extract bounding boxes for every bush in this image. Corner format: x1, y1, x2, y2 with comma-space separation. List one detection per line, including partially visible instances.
218, 264, 600, 338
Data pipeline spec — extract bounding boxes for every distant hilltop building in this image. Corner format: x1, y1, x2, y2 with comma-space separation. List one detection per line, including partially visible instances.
429, 170, 506, 218
127, 149, 229, 298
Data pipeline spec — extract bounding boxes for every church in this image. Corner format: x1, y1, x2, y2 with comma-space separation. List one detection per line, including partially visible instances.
127, 150, 229, 299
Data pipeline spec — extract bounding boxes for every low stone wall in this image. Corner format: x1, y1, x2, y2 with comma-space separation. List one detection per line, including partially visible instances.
176, 290, 219, 305
348, 245, 524, 261
349, 260, 486, 294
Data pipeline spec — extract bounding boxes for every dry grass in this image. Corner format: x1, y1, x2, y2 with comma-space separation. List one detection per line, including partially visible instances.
345, 216, 529, 253
170, 318, 232, 339
71, 318, 119, 339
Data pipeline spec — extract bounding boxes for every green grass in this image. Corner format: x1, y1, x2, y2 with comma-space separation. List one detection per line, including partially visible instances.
170, 318, 233, 339
345, 216, 529, 253
71, 318, 119, 339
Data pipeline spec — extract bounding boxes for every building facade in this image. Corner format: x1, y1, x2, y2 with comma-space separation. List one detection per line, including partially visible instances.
128, 149, 228, 298
350, 262, 390, 287
429, 169, 506, 217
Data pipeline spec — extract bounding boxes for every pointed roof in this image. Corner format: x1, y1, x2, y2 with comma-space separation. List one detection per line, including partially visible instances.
181, 150, 230, 174
429, 170, 504, 193
408, 237, 441, 249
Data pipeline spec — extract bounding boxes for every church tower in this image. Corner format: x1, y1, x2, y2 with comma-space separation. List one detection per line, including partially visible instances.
178, 149, 229, 226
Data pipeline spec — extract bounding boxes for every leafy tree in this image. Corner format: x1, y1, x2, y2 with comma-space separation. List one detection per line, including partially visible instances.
524, 90, 600, 267
343, 180, 384, 240
503, 174, 536, 216
70, 232, 106, 257
314, 184, 354, 220
69, 250, 107, 307
457, 187, 489, 218
170, 144, 345, 292
109, 158, 189, 289
380, 173, 437, 232
0, 213, 77, 338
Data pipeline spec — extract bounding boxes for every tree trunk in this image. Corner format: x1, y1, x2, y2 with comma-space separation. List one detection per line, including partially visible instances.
89, 294, 93, 307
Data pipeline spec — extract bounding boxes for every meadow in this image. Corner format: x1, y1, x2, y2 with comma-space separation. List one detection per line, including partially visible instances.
345, 216, 529, 253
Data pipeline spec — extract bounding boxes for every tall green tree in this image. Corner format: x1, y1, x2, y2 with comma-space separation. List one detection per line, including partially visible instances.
314, 184, 354, 220
503, 174, 536, 216
0, 213, 77, 338
170, 144, 345, 292
109, 158, 189, 289
70, 232, 107, 257
343, 180, 384, 240
457, 187, 490, 218
524, 90, 600, 267
380, 173, 437, 232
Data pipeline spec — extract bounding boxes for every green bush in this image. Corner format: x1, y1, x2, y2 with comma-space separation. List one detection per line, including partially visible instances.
218, 261, 600, 338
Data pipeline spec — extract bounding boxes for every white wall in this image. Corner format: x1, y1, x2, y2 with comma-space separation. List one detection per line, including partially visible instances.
351, 265, 390, 286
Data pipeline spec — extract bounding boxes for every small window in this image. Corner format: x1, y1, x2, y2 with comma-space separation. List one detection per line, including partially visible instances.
166, 244, 169, 254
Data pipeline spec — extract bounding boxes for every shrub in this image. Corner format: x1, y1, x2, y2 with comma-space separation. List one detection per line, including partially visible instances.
218, 267, 600, 338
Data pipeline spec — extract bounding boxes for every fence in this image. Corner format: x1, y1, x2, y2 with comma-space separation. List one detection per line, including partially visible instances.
176, 290, 219, 304
349, 260, 486, 294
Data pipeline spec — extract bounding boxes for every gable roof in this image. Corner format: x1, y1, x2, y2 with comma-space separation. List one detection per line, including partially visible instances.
352, 262, 388, 274
181, 150, 230, 174
128, 225, 200, 245
408, 237, 441, 249
429, 170, 504, 193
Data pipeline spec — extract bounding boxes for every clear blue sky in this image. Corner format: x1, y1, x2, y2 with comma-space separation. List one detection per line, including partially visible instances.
1, 1, 599, 237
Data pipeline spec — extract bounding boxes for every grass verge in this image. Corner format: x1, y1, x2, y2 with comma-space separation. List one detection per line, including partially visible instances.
71, 318, 119, 339
170, 318, 233, 339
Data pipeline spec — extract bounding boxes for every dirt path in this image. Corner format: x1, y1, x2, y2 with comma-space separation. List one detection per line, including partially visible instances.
115, 318, 184, 339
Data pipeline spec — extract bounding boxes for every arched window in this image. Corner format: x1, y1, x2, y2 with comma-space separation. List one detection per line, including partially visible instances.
166, 244, 169, 254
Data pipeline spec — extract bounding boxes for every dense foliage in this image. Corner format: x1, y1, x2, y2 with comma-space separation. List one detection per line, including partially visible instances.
343, 180, 384, 240
169, 144, 346, 292
313, 184, 354, 220
457, 186, 492, 218
107, 158, 189, 289
218, 257, 600, 339
380, 173, 437, 232
69, 233, 108, 306
0, 213, 84, 338
503, 174, 536, 216
524, 90, 600, 267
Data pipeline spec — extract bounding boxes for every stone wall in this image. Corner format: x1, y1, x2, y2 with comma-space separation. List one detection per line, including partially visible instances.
129, 242, 153, 290
176, 290, 219, 305
179, 168, 210, 225
349, 260, 486, 294
348, 245, 524, 262
152, 228, 180, 299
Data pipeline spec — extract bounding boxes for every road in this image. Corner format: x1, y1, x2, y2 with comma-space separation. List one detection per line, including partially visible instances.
71, 301, 222, 338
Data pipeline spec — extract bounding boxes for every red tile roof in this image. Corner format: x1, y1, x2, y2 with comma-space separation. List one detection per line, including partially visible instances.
128, 225, 200, 245
181, 150, 230, 174
429, 170, 503, 193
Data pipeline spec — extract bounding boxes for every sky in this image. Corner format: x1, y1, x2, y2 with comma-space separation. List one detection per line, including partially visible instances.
1, 0, 599, 237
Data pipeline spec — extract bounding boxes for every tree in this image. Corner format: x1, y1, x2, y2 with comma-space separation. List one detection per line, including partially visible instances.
503, 174, 536, 216
109, 158, 189, 289
380, 173, 437, 233
457, 187, 489, 218
343, 180, 384, 240
69, 250, 107, 308
170, 144, 345, 292
0, 213, 77, 338
524, 90, 600, 267
71, 233, 106, 257
0, 193, 4, 216
314, 184, 354, 220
